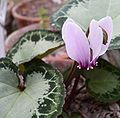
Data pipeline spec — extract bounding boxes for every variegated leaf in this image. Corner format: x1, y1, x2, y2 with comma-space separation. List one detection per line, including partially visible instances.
7, 30, 64, 65
51, 0, 120, 50
0, 58, 65, 118
82, 58, 120, 103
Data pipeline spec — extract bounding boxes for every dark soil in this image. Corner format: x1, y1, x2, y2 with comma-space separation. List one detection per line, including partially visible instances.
17, 0, 62, 17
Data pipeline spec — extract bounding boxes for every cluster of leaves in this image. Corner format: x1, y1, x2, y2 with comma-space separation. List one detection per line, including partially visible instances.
1, 30, 65, 118
1, 0, 120, 118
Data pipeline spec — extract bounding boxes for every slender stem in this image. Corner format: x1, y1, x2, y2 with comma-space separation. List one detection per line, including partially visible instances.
64, 61, 78, 88
17, 74, 26, 91
64, 76, 80, 111
64, 65, 81, 112
75, 84, 85, 95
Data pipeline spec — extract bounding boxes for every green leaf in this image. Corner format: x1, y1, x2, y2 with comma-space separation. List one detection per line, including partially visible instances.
0, 58, 65, 118
71, 112, 81, 118
82, 58, 120, 103
51, 0, 120, 50
109, 36, 120, 50
60, 112, 68, 118
7, 30, 64, 65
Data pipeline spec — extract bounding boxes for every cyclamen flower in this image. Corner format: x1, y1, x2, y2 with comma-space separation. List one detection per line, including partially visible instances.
62, 16, 113, 69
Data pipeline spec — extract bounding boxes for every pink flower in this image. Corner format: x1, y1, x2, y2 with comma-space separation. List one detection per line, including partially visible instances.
62, 16, 113, 69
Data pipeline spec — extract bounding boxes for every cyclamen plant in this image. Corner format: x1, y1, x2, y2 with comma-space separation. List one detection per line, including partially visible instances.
62, 16, 113, 69
1, 0, 120, 118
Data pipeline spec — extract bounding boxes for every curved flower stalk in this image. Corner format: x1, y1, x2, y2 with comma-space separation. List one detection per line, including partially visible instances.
62, 16, 113, 69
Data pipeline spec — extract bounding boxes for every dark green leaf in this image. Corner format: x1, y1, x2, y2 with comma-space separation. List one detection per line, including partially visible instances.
0, 58, 65, 118
82, 58, 120, 103
71, 112, 81, 118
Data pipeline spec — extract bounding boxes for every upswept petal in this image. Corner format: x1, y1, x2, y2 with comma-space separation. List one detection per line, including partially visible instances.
88, 20, 103, 62
62, 18, 90, 68
98, 16, 113, 56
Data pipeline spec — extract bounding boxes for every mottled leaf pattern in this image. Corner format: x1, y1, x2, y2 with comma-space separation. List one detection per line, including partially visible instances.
7, 30, 64, 65
0, 58, 65, 118
82, 58, 120, 103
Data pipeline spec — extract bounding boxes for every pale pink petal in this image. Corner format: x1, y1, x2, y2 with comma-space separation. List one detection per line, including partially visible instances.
88, 20, 103, 61
62, 18, 90, 68
98, 16, 113, 55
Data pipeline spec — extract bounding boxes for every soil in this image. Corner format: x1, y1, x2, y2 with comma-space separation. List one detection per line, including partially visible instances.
17, 0, 62, 18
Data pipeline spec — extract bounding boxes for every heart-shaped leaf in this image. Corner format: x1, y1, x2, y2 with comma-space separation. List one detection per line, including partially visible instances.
82, 58, 120, 103
0, 58, 65, 118
51, 0, 120, 50
7, 30, 64, 65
